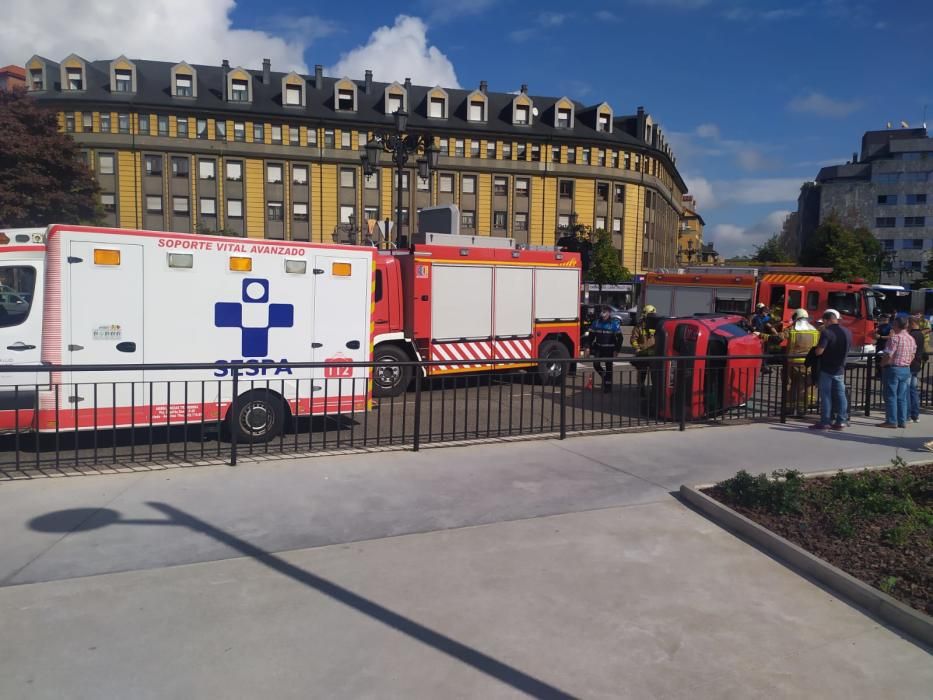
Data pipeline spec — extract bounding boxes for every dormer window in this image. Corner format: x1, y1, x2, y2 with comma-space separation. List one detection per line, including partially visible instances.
388, 93, 404, 113
515, 105, 530, 125
285, 84, 302, 105
175, 75, 193, 96
557, 108, 571, 128
231, 79, 249, 102
114, 69, 133, 93
469, 100, 485, 122
282, 73, 306, 107
66, 67, 83, 91
29, 69, 43, 90
598, 114, 610, 132
429, 97, 444, 118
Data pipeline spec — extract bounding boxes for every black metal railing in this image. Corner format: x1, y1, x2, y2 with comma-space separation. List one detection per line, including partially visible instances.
0, 353, 927, 475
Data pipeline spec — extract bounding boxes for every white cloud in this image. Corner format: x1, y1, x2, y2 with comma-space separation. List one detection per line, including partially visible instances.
683, 175, 803, 210
421, 0, 499, 23
627, 0, 711, 7
595, 10, 620, 21
709, 210, 792, 257
695, 123, 721, 139
511, 11, 569, 42
0, 0, 316, 72
787, 91, 862, 118
724, 7, 807, 21
329, 15, 459, 88
683, 174, 716, 210
670, 123, 780, 173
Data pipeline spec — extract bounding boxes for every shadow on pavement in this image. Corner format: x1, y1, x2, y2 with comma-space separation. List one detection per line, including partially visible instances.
766, 423, 932, 453
28, 503, 574, 699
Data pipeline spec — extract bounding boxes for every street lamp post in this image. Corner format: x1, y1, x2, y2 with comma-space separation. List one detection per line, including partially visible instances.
360, 110, 440, 248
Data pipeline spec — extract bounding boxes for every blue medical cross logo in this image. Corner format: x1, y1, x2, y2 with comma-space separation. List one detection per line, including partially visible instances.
214, 278, 294, 357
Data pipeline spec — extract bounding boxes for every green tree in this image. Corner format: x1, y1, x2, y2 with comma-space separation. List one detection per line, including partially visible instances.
587, 228, 632, 291
910, 257, 933, 290
0, 88, 100, 227
197, 224, 240, 237
753, 234, 791, 263
799, 216, 883, 282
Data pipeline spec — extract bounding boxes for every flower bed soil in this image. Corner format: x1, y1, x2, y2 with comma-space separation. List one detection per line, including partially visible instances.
703, 463, 932, 615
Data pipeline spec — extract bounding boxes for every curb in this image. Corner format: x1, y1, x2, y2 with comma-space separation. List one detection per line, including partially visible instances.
679, 483, 933, 648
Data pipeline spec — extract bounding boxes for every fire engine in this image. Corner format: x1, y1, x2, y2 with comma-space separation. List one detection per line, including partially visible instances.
0, 225, 375, 441
642, 267, 878, 355
372, 205, 582, 396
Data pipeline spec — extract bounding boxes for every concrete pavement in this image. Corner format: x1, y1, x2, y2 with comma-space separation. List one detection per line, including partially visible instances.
0, 417, 931, 698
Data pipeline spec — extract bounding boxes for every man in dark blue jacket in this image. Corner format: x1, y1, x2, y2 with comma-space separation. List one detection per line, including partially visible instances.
589, 306, 622, 393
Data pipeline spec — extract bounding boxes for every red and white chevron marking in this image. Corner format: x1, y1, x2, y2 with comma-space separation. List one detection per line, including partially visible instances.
431, 339, 533, 371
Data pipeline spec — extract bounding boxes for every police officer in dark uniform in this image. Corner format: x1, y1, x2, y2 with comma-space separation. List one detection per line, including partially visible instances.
589, 305, 622, 393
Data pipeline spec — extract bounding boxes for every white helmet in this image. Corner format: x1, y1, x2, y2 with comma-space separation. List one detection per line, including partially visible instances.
792, 308, 809, 320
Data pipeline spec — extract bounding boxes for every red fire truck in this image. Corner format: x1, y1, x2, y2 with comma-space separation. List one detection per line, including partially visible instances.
372, 206, 581, 396
642, 267, 878, 355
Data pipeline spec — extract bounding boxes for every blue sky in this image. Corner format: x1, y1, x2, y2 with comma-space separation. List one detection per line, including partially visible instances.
4, 0, 932, 255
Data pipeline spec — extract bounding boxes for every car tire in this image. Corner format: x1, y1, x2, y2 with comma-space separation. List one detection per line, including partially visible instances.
537, 340, 570, 384
373, 344, 413, 398
230, 389, 285, 443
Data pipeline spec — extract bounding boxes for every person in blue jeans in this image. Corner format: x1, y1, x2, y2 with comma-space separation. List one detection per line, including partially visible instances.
810, 309, 851, 431
879, 316, 916, 428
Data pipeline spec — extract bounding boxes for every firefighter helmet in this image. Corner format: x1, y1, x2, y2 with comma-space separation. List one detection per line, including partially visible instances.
643, 304, 656, 314
792, 309, 809, 320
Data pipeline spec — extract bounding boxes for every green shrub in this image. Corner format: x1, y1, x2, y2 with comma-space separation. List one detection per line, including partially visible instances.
717, 469, 804, 514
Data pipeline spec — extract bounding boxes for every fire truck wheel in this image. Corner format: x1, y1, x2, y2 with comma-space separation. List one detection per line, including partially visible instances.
230, 390, 285, 443
537, 340, 570, 384
373, 345, 412, 398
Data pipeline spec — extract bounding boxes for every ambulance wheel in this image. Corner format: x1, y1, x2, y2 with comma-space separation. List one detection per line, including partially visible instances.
538, 340, 570, 384
373, 345, 412, 398
230, 390, 285, 443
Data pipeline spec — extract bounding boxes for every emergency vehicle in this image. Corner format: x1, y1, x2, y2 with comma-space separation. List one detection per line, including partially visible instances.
371, 206, 582, 397
642, 267, 878, 355
0, 225, 375, 442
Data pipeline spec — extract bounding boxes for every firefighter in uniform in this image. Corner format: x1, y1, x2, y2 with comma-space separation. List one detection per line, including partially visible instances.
631, 305, 659, 396
589, 306, 622, 393
783, 308, 820, 417
913, 312, 932, 355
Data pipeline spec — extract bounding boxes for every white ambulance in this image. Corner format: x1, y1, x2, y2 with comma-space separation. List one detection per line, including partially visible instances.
0, 225, 375, 442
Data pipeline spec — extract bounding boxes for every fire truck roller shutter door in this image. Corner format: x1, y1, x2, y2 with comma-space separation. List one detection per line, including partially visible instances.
432, 265, 493, 341
534, 268, 579, 322
672, 287, 715, 317
645, 287, 672, 317
494, 267, 533, 361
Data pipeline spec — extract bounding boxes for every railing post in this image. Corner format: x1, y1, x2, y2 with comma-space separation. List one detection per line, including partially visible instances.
780, 358, 788, 424
863, 354, 873, 417
559, 362, 567, 440
678, 357, 687, 432
413, 364, 422, 452
230, 366, 239, 466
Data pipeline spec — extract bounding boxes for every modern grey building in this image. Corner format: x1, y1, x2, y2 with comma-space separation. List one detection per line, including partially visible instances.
796, 127, 933, 284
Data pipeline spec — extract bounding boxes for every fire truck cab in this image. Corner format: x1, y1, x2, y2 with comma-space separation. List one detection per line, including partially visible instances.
372, 205, 581, 396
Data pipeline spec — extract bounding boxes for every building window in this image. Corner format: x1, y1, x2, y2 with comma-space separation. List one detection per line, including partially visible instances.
339, 205, 355, 225
364, 206, 379, 221
230, 121, 245, 142
64, 113, 75, 132
98, 153, 115, 175
171, 156, 189, 178
455, 139, 465, 157
271, 125, 282, 145
215, 120, 226, 139
503, 143, 512, 160
386, 92, 404, 114
624, 153, 631, 169
877, 194, 897, 205
146, 195, 162, 213
882, 238, 894, 251
144, 155, 162, 176
337, 88, 355, 111
324, 129, 335, 148
100, 193, 116, 213
559, 180, 573, 198
906, 194, 928, 204
876, 217, 896, 228
198, 159, 216, 180
581, 148, 591, 165
340, 168, 355, 188
905, 216, 926, 227
469, 100, 485, 122
531, 144, 541, 162
874, 173, 899, 184
597, 183, 609, 202
117, 113, 130, 134
558, 214, 570, 229
341, 130, 351, 149
99, 113, 112, 132
462, 210, 475, 228
114, 69, 133, 93
598, 114, 611, 132
515, 178, 529, 197
596, 216, 606, 230
200, 198, 216, 216
231, 79, 249, 102
417, 175, 430, 191
614, 184, 625, 203
197, 118, 208, 139
285, 84, 302, 106
266, 164, 283, 184
293, 203, 308, 222
440, 140, 449, 156
399, 208, 410, 225
172, 196, 189, 214
552, 145, 561, 163
515, 213, 528, 231
557, 107, 572, 128
612, 217, 622, 232
293, 165, 308, 185
358, 131, 368, 149
486, 141, 496, 159
176, 117, 188, 137
364, 171, 378, 190
429, 97, 445, 118
439, 174, 454, 193
288, 126, 299, 145
307, 128, 317, 146
517, 143, 527, 160
515, 104, 529, 125
396, 172, 409, 190
30, 68, 43, 91
267, 201, 283, 221
227, 199, 243, 218
66, 67, 83, 91
226, 161, 243, 182
471, 140, 480, 157
567, 148, 576, 164
82, 113, 93, 131
609, 151, 617, 168
493, 211, 507, 229
157, 115, 169, 136
175, 75, 193, 97
462, 175, 476, 194
253, 123, 264, 142
494, 177, 508, 196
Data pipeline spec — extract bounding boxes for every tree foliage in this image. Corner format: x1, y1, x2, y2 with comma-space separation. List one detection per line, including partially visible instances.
911, 257, 933, 290
0, 89, 101, 228
587, 228, 632, 285
753, 234, 791, 263
799, 216, 883, 282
